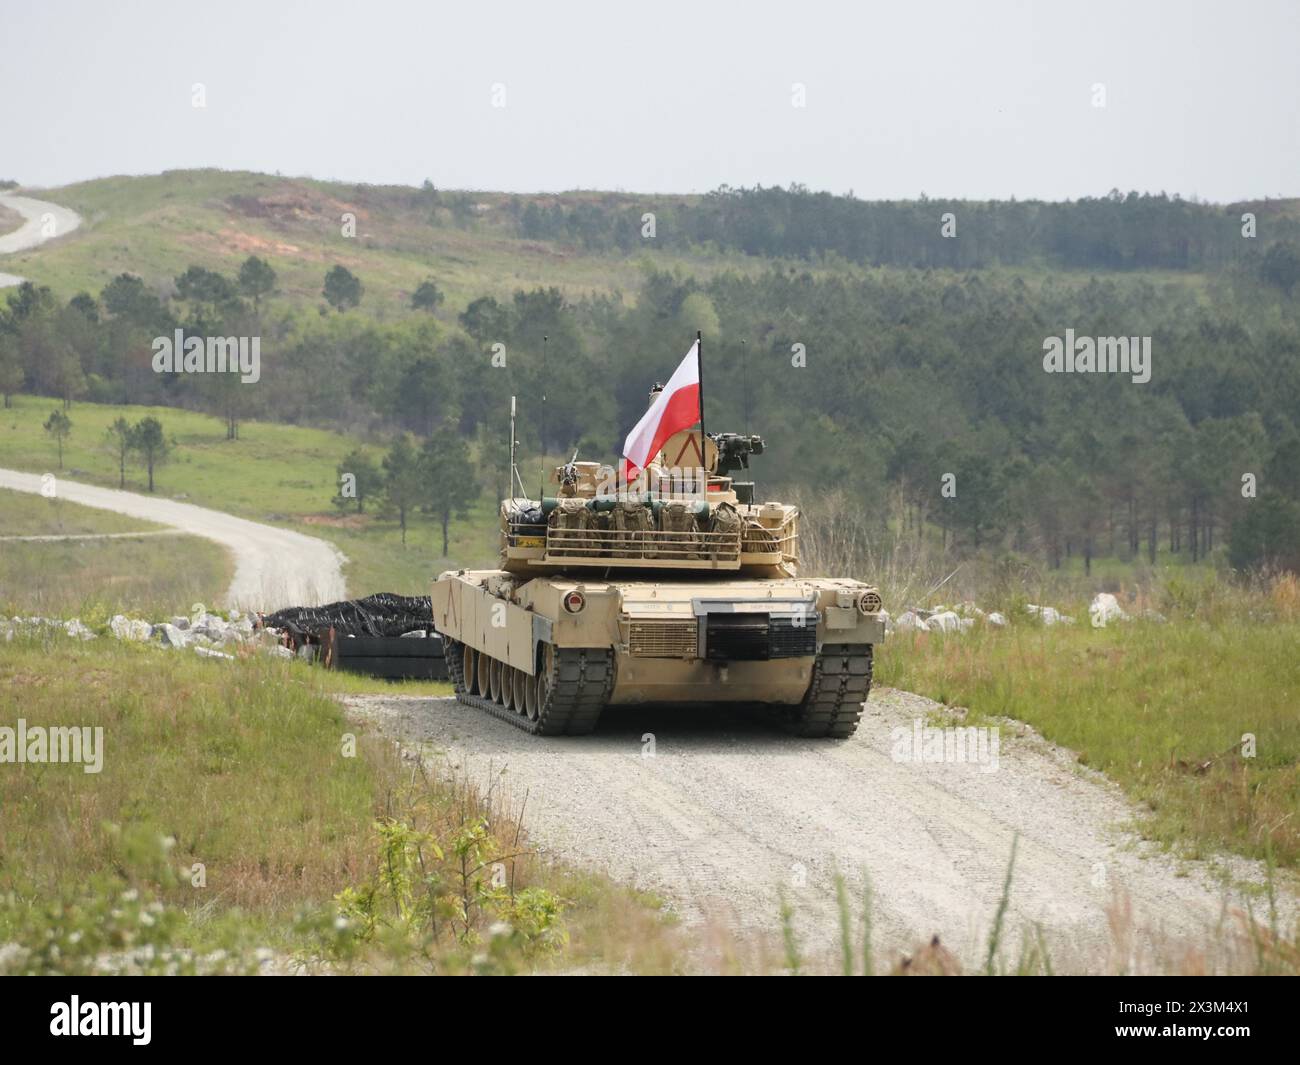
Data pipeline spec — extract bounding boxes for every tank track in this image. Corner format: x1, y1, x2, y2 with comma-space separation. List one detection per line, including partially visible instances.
779, 642, 873, 738
443, 638, 612, 736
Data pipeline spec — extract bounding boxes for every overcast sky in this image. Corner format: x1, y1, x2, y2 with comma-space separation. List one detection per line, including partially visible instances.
3, 0, 1297, 202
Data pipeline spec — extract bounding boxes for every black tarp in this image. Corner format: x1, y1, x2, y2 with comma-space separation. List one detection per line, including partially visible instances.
259, 593, 435, 640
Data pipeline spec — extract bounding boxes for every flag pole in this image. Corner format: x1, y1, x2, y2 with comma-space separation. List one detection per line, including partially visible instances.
696, 329, 706, 495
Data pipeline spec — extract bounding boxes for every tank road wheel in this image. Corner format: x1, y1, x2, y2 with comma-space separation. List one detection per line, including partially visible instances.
499, 661, 513, 710
525, 669, 541, 721
511, 668, 527, 715
781, 643, 873, 738
461, 643, 478, 695
449, 639, 611, 735
533, 644, 555, 721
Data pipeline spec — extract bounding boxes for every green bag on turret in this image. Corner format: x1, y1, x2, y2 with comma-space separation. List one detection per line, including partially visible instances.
611, 499, 654, 558
659, 499, 703, 560
707, 500, 742, 559
548, 497, 599, 556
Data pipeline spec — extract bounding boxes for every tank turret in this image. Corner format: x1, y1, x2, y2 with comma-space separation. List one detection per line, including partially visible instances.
497, 428, 799, 579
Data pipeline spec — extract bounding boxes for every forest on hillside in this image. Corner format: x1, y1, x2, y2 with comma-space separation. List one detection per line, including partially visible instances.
491, 184, 1300, 272
3, 188, 1300, 576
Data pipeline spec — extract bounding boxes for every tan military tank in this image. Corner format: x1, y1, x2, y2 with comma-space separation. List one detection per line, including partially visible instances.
430, 418, 884, 737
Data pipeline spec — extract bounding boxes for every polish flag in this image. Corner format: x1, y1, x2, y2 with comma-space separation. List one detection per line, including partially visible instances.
621, 340, 701, 481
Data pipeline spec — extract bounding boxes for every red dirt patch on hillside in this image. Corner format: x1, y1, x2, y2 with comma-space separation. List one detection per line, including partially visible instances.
226, 186, 367, 227
215, 228, 302, 256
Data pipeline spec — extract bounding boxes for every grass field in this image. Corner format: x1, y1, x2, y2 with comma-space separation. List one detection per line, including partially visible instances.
0, 487, 162, 535
0, 536, 232, 619
876, 580, 1300, 870
0, 487, 232, 617
0, 636, 682, 974
0, 394, 502, 599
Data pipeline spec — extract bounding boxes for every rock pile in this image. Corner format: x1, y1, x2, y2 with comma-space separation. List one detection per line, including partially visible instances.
885, 594, 1166, 637
890, 602, 992, 635
1026, 604, 1076, 626
2, 608, 289, 660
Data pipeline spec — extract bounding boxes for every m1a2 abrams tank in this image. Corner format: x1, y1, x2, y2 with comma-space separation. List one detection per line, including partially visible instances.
429, 426, 885, 737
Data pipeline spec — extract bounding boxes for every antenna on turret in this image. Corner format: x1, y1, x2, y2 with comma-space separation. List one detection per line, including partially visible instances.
538, 334, 548, 501
741, 339, 750, 437
509, 395, 526, 499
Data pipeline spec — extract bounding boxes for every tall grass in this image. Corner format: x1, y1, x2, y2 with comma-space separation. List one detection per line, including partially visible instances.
878, 577, 1300, 867
0, 636, 683, 974
0, 535, 232, 619
793, 488, 1243, 619
787, 842, 1295, 976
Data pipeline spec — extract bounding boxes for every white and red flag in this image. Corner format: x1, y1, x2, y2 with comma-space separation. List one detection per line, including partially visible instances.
621, 339, 701, 481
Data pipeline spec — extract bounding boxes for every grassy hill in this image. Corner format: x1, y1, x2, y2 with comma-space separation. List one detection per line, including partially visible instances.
7, 170, 787, 317
15, 169, 1265, 319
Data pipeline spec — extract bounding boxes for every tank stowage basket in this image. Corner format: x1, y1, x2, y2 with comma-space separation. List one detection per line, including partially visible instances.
503, 491, 797, 571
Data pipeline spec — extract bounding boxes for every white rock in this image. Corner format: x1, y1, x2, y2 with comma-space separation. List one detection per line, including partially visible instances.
895, 611, 931, 633
64, 619, 96, 641
193, 646, 234, 660
927, 610, 963, 633
986, 611, 1008, 627
267, 646, 294, 659
156, 623, 191, 648
1028, 604, 1070, 626
109, 615, 154, 641
1089, 593, 1128, 628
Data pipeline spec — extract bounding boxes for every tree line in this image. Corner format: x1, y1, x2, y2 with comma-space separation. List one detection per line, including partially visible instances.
506, 185, 1300, 274
3, 199, 1299, 574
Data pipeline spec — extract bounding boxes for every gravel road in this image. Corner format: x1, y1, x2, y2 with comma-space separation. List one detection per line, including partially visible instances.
0, 469, 346, 610
347, 686, 1291, 973
0, 193, 82, 287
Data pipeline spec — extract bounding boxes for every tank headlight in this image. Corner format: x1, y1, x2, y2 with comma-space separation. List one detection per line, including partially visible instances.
563, 590, 587, 614
858, 590, 882, 615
